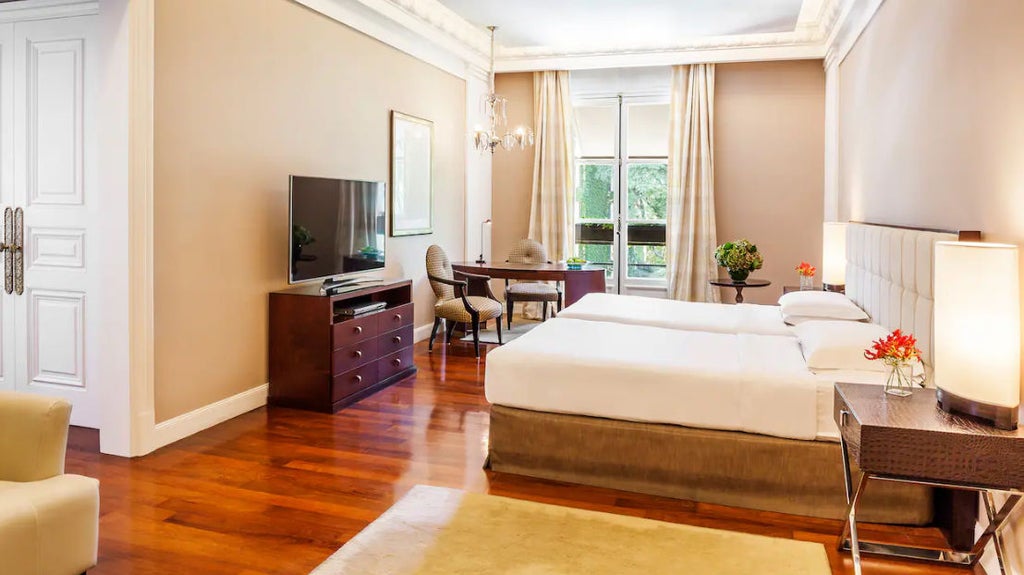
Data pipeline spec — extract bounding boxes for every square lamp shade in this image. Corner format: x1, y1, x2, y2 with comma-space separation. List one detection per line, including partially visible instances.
934, 241, 1020, 430
822, 222, 848, 291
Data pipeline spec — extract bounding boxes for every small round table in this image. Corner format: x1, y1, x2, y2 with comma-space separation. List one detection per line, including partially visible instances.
709, 278, 772, 304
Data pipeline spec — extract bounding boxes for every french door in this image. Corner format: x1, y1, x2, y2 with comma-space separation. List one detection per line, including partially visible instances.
0, 14, 101, 428
573, 96, 670, 295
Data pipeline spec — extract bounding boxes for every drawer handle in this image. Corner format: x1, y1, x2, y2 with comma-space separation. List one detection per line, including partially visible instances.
353, 375, 362, 383
392, 358, 402, 366
394, 313, 402, 321
840, 409, 850, 426
354, 325, 363, 334
392, 336, 402, 344
353, 350, 362, 358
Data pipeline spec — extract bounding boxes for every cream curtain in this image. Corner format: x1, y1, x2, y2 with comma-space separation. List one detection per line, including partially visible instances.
666, 64, 720, 303
529, 70, 575, 262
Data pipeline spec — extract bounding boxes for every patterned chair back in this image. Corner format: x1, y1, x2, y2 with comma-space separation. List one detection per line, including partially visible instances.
508, 239, 548, 264
425, 245, 455, 301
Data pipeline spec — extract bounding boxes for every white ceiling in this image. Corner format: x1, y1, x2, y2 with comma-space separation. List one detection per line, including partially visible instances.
438, 0, 809, 54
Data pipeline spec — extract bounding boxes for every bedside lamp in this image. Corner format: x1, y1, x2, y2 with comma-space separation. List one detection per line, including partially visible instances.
822, 222, 847, 292
934, 241, 1020, 430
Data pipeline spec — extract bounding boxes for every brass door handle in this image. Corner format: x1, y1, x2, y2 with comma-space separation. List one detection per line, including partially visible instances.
2, 207, 11, 295
12, 207, 22, 295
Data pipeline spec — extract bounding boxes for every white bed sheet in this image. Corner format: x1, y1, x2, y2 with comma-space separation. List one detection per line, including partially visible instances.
556, 293, 793, 336
486, 318, 866, 441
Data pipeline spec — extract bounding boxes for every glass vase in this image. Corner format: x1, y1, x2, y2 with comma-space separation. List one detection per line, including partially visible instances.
884, 361, 914, 397
799, 275, 814, 290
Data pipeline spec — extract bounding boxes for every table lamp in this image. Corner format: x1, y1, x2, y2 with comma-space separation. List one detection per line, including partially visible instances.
934, 241, 1020, 430
822, 222, 847, 292
476, 219, 492, 264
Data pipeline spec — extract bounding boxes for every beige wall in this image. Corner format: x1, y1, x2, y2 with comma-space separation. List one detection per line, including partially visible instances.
490, 73, 535, 265
154, 0, 466, 422
716, 61, 825, 304
490, 64, 825, 305
838, 0, 1024, 238
837, 1, 1024, 566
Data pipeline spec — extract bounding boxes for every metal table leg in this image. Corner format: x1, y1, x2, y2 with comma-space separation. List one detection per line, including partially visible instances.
838, 475, 1023, 572
838, 472, 871, 575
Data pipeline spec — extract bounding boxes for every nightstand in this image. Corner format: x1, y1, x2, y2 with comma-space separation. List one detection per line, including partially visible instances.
834, 383, 1024, 574
782, 285, 822, 294
782, 285, 846, 295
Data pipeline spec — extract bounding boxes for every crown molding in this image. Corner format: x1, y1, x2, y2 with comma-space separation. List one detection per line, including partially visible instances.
0, 0, 97, 22
823, 0, 885, 70
294, 0, 867, 77
293, 0, 488, 79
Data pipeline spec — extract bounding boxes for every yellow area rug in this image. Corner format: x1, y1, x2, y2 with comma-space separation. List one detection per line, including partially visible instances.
311, 485, 831, 575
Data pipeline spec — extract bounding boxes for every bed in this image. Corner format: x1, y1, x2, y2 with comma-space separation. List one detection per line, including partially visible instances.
485, 223, 962, 525
556, 292, 794, 336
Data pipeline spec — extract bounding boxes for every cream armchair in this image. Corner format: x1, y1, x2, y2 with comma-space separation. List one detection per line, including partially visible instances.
0, 392, 99, 575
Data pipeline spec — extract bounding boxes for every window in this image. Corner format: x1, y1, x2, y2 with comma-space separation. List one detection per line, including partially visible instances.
574, 99, 669, 291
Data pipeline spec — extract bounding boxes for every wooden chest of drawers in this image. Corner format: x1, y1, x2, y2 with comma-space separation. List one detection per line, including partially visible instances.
268, 280, 417, 413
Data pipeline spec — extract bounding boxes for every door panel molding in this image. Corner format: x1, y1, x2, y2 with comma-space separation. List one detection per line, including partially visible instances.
27, 226, 84, 269
27, 288, 84, 388
26, 37, 84, 206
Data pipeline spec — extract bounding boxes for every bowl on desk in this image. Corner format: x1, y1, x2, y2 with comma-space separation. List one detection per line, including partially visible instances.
565, 258, 587, 271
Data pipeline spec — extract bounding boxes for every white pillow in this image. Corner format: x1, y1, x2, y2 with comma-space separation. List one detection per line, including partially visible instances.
794, 320, 892, 372
778, 291, 868, 325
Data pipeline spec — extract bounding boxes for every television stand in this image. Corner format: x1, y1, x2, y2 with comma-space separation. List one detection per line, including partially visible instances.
269, 279, 416, 412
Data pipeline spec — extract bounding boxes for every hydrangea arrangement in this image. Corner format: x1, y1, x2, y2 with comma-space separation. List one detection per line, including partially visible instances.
714, 239, 764, 282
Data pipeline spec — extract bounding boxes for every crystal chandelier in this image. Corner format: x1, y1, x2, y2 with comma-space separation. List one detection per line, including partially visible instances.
473, 26, 534, 154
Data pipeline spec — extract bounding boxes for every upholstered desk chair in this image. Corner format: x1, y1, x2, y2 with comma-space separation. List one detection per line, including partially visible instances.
505, 238, 562, 329
426, 245, 503, 357
0, 391, 100, 575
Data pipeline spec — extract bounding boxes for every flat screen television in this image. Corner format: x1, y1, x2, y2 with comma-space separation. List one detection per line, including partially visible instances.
289, 176, 386, 284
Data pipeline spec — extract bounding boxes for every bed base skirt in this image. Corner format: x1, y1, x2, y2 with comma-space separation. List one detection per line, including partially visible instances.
487, 405, 933, 525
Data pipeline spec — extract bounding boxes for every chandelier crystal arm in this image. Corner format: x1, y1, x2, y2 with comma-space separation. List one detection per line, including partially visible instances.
473, 25, 534, 154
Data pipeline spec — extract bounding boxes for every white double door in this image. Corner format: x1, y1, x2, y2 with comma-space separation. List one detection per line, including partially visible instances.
0, 15, 101, 428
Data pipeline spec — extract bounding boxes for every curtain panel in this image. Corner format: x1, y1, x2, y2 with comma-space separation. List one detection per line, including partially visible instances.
666, 64, 720, 303
529, 70, 575, 262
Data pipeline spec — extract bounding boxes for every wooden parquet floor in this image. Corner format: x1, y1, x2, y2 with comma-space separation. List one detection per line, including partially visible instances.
66, 339, 984, 574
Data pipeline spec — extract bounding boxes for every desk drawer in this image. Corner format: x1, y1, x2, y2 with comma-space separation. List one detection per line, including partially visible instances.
378, 325, 414, 356
333, 315, 378, 349
332, 363, 378, 403
377, 303, 413, 333
332, 338, 378, 375
378, 347, 414, 381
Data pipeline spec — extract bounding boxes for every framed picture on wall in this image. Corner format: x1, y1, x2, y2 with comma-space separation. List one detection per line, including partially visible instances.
390, 111, 433, 237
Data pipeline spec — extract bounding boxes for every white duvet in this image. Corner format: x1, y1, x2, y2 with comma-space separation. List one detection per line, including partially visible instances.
557, 292, 793, 336
486, 318, 831, 440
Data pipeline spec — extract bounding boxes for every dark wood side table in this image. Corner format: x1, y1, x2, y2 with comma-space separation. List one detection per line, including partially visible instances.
834, 383, 1024, 575
783, 285, 846, 295
782, 285, 822, 294
709, 278, 771, 304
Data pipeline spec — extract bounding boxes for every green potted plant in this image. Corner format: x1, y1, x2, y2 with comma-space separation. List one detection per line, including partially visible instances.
715, 239, 763, 282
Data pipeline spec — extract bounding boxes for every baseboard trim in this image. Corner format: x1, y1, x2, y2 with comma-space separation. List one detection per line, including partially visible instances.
414, 322, 433, 343
150, 383, 268, 452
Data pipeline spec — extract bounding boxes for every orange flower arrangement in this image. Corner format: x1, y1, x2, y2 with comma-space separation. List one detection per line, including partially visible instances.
795, 262, 816, 277
864, 329, 922, 366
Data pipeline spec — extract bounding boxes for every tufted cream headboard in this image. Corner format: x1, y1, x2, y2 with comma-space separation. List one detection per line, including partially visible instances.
845, 223, 959, 377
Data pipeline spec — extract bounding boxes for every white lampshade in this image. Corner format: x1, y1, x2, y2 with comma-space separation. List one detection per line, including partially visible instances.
934, 241, 1020, 410
822, 222, 848, 287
